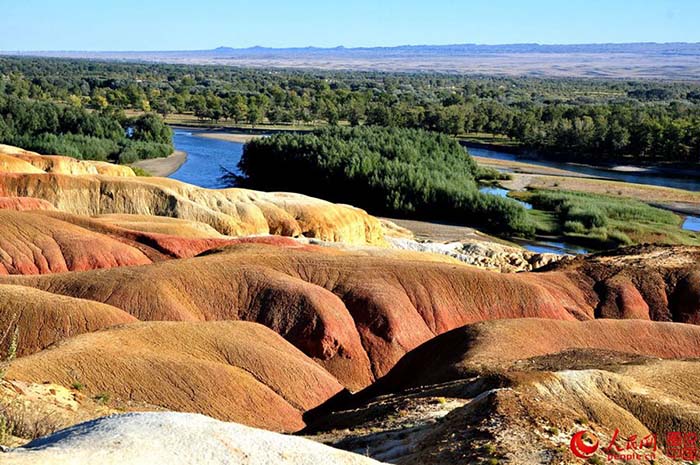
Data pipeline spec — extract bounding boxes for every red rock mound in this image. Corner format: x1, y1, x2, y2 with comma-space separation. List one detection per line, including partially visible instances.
1, 243, 594, 389
369, 318, 700, 392
3, 235, 697, 391
35, 210, 244, 261
0, 209, 313, 274
0, 197, 55, 211
5, 321, 344, 432
0, 284, 137, 357
545, 244, 700, 322
0, 210, 152, 274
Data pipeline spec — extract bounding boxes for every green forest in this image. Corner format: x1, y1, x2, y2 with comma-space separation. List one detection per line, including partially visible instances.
1, 57, 699, 163
231, 127, 534, 235
0, 95, 173, 163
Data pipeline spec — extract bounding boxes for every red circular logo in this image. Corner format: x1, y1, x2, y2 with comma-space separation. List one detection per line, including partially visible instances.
570, 430, 599, 459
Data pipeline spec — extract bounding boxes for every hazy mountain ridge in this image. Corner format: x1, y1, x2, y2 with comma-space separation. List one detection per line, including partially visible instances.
5, 42, 700, 79
9, 42, 700, 55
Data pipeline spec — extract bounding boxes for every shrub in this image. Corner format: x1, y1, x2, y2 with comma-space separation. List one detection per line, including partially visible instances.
118, 141, 172, 164
0, 316, 18, 380
567, 206, 607, 229
524, 189, 687, 248
0, 400, 63, 445
93, 392, 111, 404
130, 166, 152, 176
563, 220, 586, 234
118, 149, 140, 165
606, 230, 633, 246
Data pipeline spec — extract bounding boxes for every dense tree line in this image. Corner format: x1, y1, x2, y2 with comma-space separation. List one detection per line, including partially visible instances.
0, 95, 173, 163
230, 127, 534, 235
1, 57, 699, 163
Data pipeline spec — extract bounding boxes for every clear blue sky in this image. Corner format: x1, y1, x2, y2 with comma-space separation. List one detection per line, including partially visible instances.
2, 0, 699, 51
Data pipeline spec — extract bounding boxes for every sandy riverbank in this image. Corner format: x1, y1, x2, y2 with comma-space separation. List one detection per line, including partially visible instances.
473, 155, 598, 178
197, 133, 264, 143
475, 155, 700, 210
131, 150, 187, 177
501, 172, 700, 212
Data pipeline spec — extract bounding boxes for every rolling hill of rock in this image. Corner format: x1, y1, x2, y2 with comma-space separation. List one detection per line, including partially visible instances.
0, 284, 136, 357
0, 143, 386, 245
1, 412, 387, 465
305, 318, 700, 464
0, 208, 330, 275
0, 210, 152, 274
0, 242, 594, 389
6, 321, 344, 432
371, 361, 700, 464
359, 318, 700, 394
3, 240, 700, 390
0, 144, 136, 177
0, 196, 55, 211
91, 213, 226, 238
547, 244, 700, 323
0, 172, 385, 245
1, 144, 700, 463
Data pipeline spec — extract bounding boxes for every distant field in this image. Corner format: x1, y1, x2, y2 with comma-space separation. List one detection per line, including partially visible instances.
10, 43, 700, 79
159, 113, 320, 132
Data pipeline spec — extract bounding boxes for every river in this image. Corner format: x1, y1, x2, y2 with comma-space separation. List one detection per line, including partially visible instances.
168, 131, 698, 255
170, 129, 244, 189
467, 146, 700, 192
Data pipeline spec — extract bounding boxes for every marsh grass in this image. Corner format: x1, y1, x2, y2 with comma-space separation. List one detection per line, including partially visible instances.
512, 189, 700, 249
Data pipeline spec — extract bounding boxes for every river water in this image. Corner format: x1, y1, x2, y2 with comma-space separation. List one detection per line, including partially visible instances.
170, 129, 243, 189
467, 146, 700, 192
168, 131, 698, 255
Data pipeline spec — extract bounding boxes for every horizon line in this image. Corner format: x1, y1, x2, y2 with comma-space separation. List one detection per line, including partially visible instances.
4, 41, 700, 54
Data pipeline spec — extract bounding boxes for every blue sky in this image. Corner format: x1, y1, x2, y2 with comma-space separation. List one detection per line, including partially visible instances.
2, 0, 699, 51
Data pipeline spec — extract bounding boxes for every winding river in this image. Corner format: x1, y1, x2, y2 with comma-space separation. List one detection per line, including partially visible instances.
169, 130, 699, 254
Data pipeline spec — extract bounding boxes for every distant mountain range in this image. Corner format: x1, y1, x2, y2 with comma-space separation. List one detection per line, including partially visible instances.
207, 42, 700, 55
6, 43, 700, 79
